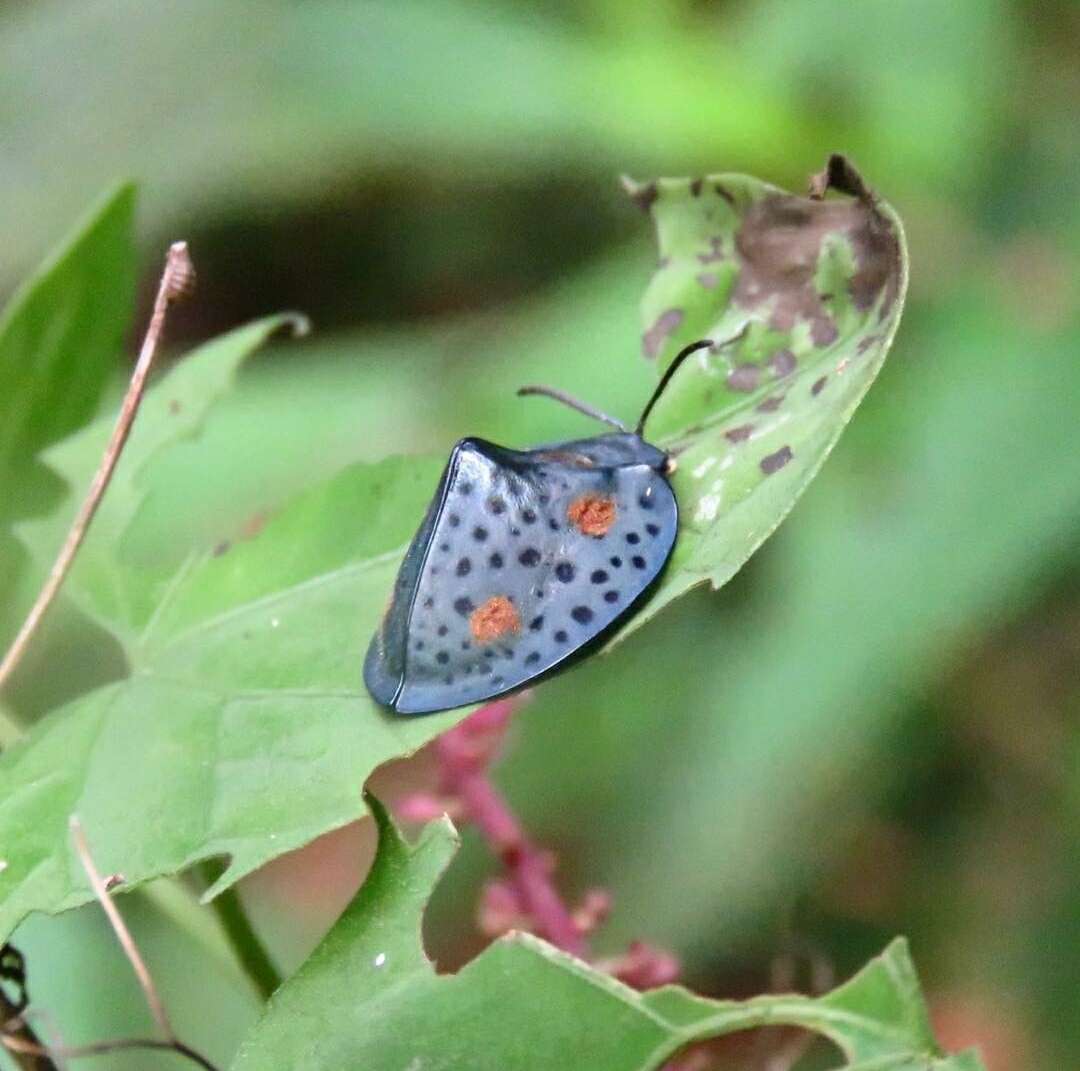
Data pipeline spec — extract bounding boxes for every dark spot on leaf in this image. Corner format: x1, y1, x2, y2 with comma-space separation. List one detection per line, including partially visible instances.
811, 317, 839, 347
642, 308, 684, 360
756, 395, 784, 413
627, 179, 659, 213
690, 177, 703, 197
726, 364, 760, 392
767, 349, 797, 377
697, 236, 725, 264
456, 557, 472, 577
724, 424, 753, 443
857, 334, 879, 354
169, 399, 182, 415
696, 272, 719, 289
518, 548, 541, 567
812, 376, 828, 396
555, 562, 575, 583
213, 540, 231, 557
571, 606, 594, 624
714, 183, 735, 206
453, 597, 474, 616
760, 446, 794, 475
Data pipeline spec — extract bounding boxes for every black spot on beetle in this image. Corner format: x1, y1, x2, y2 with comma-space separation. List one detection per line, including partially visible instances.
522, 509, 537, 524
472, 526, 488, 542
437, 625, 448, 637
555, 562, 575, 583
626, 532, 641, 545
519, 548, 541, 567
436, 651, 450, 665
610, 556, 623, 568
590, 570, 608, 584
529, 615, 544, 632
487, 496, 506, 515
489, 552, 504, 568
645, 523, 660, 537
448, 513, 460, 527
632, 556, 646, 569
525, 652, 541, 665
638, 492, 654, 510
453, 597, 474, 616
603, 590, 620, 603
554, 630, 568, 643
456, 557, 472, 577
571, 606, 594, 624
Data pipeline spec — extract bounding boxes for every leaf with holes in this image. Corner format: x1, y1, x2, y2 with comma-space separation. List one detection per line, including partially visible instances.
623, 154, 907, 632
232, 796, 983, 1071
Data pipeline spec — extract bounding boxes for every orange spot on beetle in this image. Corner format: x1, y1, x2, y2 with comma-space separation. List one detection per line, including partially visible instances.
470, 596, 521, 643
567, 494, 617, 537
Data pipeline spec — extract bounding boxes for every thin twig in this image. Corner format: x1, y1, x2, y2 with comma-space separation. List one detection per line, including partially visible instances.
3, 1033, 217, 1071
0, 992, 55, 1071
0, 241, 195, 695
68, 816, 173, 1039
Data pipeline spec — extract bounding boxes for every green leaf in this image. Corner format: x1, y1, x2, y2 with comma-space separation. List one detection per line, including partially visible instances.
231, 797, 984, 1071
0, 182, 135, 513
16, 314, 308, 640
0, 183, 135, 651
622, 154, 907, 632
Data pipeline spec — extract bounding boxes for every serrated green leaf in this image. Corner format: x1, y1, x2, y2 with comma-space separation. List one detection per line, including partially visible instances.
622, 156, 907, 633
231, 798, 983, 1071
0, 329, 463, 938
16, 314, 307, 641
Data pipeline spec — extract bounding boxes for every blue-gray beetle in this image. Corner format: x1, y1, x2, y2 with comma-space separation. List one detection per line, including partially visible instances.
365, 339, 712, 714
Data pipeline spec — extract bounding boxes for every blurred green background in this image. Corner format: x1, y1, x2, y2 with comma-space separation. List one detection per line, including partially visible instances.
2, 1, 1078, 1068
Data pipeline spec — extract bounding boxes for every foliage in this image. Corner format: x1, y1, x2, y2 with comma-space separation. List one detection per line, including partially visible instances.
233, 797, 981, 1071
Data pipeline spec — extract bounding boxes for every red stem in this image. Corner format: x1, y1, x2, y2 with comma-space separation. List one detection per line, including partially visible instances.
432, 700, 587, 957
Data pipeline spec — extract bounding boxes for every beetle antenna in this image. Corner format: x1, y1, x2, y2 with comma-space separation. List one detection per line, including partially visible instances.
634, 339, 714, 435
516, 385, 629, 432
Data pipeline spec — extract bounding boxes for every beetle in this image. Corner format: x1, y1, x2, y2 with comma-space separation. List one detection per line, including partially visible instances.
364, 338, 713, 714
